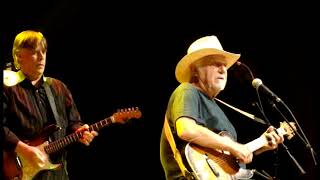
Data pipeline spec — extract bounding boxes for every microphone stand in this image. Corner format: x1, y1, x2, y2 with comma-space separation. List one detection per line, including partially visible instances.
238, 61, 281, 179
277, 101, 317, 166
271, 101, 317, 172
237, 61, 317, 177
274, 101, 318, 165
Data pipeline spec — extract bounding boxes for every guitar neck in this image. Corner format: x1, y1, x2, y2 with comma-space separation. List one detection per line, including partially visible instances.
245, 127, 286, 153
89, 116, 115, 132
44, 116, 114, 154
245, 136, 267, 153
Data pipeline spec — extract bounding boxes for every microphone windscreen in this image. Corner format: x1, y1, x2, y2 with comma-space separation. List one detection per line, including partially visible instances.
252, 78, 263, 89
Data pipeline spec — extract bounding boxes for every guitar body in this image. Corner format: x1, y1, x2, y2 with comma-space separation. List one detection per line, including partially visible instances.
3, 125, 62, 180
185, 143, 240, 180
3, 150, 22, 180
184, 122, 295, 180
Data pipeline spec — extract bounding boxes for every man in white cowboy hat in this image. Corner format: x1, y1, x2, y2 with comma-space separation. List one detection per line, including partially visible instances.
160, 35, 284, 180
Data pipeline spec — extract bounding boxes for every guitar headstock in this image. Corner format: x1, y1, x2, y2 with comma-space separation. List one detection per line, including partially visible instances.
112, 107, 142, 124
279, 121, 296, 140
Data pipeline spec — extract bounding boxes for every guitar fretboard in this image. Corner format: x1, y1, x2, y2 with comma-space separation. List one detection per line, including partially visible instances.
44, 116, 114, 154
245, 127, 287, 152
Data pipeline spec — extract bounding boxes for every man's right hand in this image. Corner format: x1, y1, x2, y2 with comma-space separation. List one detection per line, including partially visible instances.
229, 141, 253, 164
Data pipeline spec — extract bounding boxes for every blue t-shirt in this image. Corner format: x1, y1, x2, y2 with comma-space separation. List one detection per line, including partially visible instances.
160, 83, 237, 180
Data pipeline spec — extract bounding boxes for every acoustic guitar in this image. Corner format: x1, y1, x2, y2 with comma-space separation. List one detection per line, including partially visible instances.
184, 121, 295, 180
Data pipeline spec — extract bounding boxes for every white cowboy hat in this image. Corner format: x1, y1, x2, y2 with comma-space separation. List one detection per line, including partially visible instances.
175, 35, 241, 83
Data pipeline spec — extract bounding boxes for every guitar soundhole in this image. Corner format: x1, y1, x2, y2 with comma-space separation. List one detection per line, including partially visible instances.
205, 154, 220, 177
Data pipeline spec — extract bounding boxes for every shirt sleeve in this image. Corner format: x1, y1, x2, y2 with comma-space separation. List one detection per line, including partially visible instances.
170, 84, 205, 132
3, 127, 20, 150
2, 92, 20, 151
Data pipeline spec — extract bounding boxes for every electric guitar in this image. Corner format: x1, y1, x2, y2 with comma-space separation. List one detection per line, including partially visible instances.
3, 107, 142, 180
184, 121, 296, 180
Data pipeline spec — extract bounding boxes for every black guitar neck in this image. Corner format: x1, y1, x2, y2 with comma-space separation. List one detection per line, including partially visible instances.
44, 116, 113, 154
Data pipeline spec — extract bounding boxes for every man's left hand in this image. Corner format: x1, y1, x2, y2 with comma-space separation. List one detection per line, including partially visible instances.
77, 124, 99, 146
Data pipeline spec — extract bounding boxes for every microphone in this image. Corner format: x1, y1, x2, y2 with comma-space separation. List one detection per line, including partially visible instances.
252, 78, 282, 103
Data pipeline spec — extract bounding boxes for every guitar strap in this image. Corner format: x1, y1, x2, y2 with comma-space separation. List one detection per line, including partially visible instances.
164, 115, 195, 179
43, 78, 63, 129
214, 98, 266, 125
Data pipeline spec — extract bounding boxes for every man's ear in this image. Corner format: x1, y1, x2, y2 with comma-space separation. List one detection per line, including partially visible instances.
190, 66, 199, 83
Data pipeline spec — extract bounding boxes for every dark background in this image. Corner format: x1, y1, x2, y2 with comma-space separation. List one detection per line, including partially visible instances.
1, 1, 319, 179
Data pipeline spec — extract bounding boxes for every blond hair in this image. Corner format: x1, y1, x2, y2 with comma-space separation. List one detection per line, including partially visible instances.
12, 30, 47, 70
